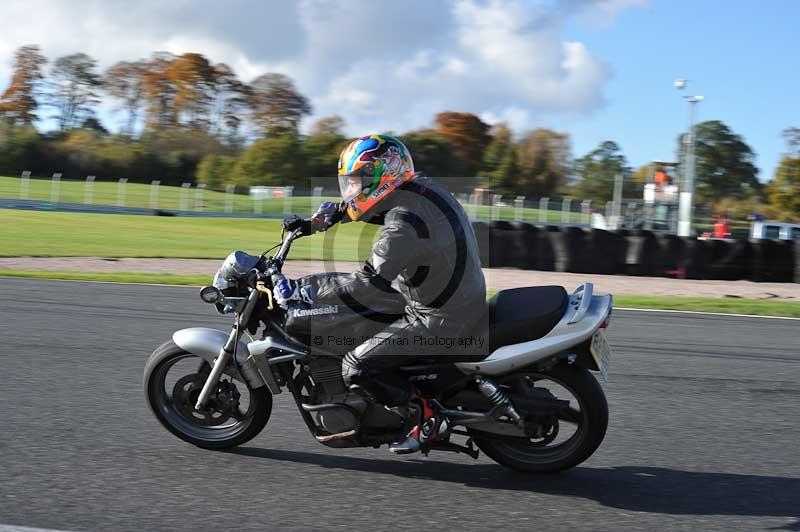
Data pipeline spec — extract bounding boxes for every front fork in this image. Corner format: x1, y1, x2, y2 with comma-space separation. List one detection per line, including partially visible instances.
194, 327, 239, 410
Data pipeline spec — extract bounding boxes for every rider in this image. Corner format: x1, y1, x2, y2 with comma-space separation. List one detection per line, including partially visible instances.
274, 134, 486, 453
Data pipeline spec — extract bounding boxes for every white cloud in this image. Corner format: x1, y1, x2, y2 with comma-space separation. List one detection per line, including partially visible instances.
0, 0, 645, 135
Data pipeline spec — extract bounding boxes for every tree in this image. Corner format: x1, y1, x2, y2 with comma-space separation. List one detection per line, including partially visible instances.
141, 52, 178, 130
196, 153, 238, 190
249, 73, 311, 137
49, 53, 103, 131
480, 123, 517, 191
210, 63, 250, 144
104, 60, 147, 135
573, 141, 631, 203
234, 133, 306, 186
311, 115, 345, 136
767, 156, 800, 221
302, 132, 348, 178
401, 130, 463, 178
0, 45, 47, 125
678, 120, 760, 203
782, 127, 800, 158
165, 53, 217, 129
512, 129, 571, 198
434, 112, 490, 176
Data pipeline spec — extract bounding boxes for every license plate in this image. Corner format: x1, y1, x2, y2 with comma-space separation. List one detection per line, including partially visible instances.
590, 330, 611, 382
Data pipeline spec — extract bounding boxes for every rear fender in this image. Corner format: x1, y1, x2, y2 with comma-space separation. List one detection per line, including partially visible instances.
455, 286, 612, 376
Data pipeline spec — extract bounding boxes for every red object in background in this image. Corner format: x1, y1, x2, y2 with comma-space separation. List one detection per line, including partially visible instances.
713, 217, 731, 238
654, 170, 669, 187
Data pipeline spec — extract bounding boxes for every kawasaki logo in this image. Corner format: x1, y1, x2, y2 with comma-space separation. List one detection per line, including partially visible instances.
290, 305, 339, 318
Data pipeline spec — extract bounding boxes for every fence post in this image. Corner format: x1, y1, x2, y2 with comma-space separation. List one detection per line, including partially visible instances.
491, 194, 503, 221
514, 196, 525, 221
225, 184, 235, 213
253, 188, 262, 215
195, 184, 206, 211
581, 200, 592, 226
283, 186, 294, 216
539, 197, 549, 224
84, 175, 95, 204
117, 178, 128, 207
150, 180, 160, 209
50, 173, 62, 204
561, 198, 572, 225
180, 183, 191, 211
468, 193, 478, 221
312, 186, 323, 215
20, 171, 31, 199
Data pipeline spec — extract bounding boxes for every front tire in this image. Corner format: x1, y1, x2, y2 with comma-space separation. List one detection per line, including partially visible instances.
144, 340, 272, 450
471, 363, 608, 473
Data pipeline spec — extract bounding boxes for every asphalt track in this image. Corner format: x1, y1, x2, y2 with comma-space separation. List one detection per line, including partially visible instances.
2, 278, 800, 532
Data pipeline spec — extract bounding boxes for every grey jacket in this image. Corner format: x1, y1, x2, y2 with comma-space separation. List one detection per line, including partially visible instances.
301, 175, 486, 334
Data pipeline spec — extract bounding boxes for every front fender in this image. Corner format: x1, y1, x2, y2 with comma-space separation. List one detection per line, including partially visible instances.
172, 327, 248, 383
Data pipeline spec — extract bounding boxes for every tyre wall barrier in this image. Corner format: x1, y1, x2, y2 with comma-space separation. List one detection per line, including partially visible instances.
471, 221, 491, 268
624, 230, 657, 276
488, 220, 514, 268
545, 226, 588, 272
680, 237, 709, 279
795, 241, 800, 284
710, 239, 753, 280
587, 229, 624, 274
508, 221, 540, 269
655, 234, 686, 277
752, 239, 795, 283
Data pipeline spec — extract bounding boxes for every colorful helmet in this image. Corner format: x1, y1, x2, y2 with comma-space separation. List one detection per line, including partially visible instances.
337, 134, 415, 220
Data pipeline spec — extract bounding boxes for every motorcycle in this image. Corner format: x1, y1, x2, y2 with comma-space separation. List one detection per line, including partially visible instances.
144, 225, 613, 473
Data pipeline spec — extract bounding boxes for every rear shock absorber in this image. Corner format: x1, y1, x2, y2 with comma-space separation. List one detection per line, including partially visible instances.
475, 376, 524, 427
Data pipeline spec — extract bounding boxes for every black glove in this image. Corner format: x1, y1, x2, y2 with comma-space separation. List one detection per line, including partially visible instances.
282, 214, 312, 234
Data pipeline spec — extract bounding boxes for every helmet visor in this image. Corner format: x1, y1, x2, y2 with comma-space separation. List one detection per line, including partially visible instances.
338, 166, 374, 202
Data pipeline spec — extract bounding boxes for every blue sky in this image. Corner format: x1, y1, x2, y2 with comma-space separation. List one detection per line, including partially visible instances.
557, 0, 800, 181
0, 0, 797, 182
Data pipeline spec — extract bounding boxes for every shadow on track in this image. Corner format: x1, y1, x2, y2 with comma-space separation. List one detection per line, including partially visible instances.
232, 447, 799, 530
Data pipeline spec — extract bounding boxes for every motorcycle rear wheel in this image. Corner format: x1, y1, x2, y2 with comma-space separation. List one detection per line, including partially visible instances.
144, 340, 272, 450
470, 363, 608, 473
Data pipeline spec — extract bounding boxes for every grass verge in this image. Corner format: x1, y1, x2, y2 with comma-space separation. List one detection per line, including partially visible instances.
2, 269, 798, 317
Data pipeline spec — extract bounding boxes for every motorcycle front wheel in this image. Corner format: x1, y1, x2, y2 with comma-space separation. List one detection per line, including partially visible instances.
144, 340, 272, 450
470, 363, 608, 473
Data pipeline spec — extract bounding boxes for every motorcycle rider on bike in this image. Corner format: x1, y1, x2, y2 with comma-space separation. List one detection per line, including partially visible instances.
274, 134, 486, 453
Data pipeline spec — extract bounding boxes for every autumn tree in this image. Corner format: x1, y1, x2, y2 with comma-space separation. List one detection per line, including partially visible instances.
249, 73, 311, 137
480, 123, 517, 190
104, 60, 147, 135
677, 120, 760, 203
141, 52, 178, 130
573, 140, 631, 203
0, 45, 47, 125
165, 53, 217, 129
48, 53, 103, 131
401, 130, 462, 178
511, 129, 571, 198
434, 112, 490, 176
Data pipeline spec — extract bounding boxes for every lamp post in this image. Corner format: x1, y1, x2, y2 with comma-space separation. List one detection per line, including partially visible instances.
674, 78, 704, 237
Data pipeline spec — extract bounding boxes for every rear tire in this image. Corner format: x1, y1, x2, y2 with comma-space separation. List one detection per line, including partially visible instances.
144, 340, 272, 450
471, 363, 608, 473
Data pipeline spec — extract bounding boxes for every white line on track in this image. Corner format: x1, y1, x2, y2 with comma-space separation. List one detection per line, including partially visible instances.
1, 525, 80, 532
2, 276, 798, 320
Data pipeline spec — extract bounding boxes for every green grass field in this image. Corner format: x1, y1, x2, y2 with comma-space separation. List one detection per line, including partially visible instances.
1, 208, 377, 260
0, 175, 586, 223
1, 269, 797, 317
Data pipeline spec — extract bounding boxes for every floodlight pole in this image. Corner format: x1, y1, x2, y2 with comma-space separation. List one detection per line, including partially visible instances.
675, 78, 703, 237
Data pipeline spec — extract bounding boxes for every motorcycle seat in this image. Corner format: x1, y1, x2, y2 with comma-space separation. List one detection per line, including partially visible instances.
487, 286, 569, 352
443, 286, 569, 363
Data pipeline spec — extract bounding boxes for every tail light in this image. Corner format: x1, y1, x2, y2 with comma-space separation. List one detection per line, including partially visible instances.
600, 312, 612, 329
